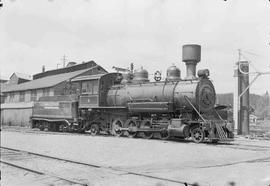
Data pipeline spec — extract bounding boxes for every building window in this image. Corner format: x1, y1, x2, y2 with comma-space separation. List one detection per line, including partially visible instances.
43, 88, 50, 96
9, 92, 15, 102
19, 91, 25, 102
71, 82, 81, 94
31, 90, 37, 101
92, 80, 98, 94
1, 93, 6, 103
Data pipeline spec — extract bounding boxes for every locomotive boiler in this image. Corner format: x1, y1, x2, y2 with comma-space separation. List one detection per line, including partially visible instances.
31, 44, 234, 143
106, 69, 216, 114
107, 45, 215, 113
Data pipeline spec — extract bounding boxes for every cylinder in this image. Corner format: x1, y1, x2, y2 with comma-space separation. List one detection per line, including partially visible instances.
168, 124, 190, 138
182, 44, 201, 80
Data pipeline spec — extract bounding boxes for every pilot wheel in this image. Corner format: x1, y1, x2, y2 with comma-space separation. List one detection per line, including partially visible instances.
160, 129, 170, 140
191, 127, 205, 143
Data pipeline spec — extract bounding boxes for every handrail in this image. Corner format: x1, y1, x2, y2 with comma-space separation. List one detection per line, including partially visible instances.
184, 96, 206, 122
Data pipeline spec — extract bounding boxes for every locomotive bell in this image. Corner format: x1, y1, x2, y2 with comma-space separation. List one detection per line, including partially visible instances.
182, 44, 201, 80
166, 65, 181, 81
133, 67, 149, 83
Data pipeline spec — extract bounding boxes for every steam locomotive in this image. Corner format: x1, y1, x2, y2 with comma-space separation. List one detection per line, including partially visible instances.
31, 44, 234, 143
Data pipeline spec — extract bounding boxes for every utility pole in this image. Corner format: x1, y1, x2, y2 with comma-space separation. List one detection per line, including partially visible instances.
234, 50, 270, 135
61, 55, 67, 68
234, 49, 243, 134
234, 59, 249, 135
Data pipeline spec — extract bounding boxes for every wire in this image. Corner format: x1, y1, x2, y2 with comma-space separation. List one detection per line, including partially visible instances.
241, 50, 262, 57
238, 51, 261, 75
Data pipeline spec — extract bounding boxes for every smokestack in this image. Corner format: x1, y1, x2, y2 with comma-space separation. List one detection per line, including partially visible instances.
42, 65, 45, 73
182, 44, 201, 80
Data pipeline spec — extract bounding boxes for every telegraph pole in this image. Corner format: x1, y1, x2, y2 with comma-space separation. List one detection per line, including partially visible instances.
234, 50, 270, 135
234, 60, 249, 135
61, 55, 67, 68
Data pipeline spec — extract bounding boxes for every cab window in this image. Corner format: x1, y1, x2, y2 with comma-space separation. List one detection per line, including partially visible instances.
82, 80, 98, 94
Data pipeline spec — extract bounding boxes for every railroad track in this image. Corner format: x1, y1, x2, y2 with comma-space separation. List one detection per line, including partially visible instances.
3, 128, 270, 152
204, 141, 270, 152
1, 147, 90, 186
1, 160, 88, 186
1, 146, 200, 186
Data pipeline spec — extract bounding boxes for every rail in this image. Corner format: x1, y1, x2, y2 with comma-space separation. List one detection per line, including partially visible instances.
1, 146, 199, 186
0, 158, 87, 186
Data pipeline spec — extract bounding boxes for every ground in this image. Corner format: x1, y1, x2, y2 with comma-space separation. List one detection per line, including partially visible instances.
1, 128, 270, 186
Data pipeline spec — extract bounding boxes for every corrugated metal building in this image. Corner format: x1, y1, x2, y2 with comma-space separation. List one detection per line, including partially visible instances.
0, 61, 107, 127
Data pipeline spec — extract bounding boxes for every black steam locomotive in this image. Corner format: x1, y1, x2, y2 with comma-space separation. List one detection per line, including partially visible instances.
31, 45, 234, 143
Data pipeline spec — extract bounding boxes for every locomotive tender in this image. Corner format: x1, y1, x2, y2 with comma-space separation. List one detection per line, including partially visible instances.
31, 44, 234, 143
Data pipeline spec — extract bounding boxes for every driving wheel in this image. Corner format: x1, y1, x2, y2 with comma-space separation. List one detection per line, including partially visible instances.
90, 123, 100, 136
141, 120, 154, 139
126, 119, 137, 138
112, 119, 123, 137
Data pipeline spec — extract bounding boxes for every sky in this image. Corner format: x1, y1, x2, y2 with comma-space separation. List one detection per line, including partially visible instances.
0, 0, 270, 94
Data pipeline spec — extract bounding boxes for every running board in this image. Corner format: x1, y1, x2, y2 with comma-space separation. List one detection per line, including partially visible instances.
119, 127, 164, 132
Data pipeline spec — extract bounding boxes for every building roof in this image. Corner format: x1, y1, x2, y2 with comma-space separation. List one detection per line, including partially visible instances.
33, 60, 107, 80
0, 79, 8, 83
71, 74, 105, 82
0, 75, 8, 81
1, 66, 99, 93
11, 72, 32, 80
